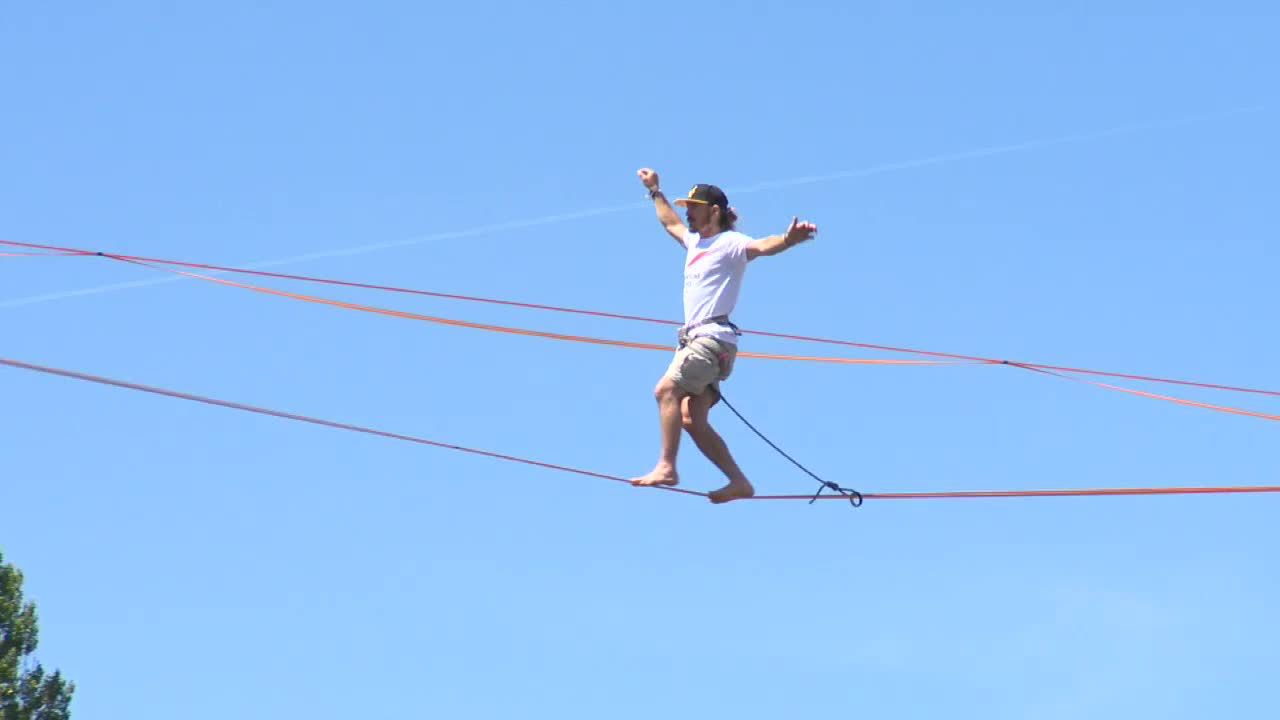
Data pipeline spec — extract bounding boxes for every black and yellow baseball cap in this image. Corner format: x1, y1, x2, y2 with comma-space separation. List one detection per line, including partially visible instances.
674, 183, 729, 209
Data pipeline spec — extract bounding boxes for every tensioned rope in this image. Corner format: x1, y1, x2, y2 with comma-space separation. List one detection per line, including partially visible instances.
2, 238, 1274, 399
5, 355, 1277, 503
1, 249, 92, 258
101, 255, 1279, 424
107, 255, 958, 367
0, 356, 695, 497
5, 241, 1272, 422
1008, 363, 1280, 422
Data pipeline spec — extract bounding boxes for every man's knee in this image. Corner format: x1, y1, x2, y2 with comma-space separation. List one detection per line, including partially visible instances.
654, 377, 683, 403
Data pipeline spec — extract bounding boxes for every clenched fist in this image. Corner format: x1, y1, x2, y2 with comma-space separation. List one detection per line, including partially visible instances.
637, 168, 660, 190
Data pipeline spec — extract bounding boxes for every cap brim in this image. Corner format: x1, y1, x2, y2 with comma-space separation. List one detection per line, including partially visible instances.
674, 198, 710, 207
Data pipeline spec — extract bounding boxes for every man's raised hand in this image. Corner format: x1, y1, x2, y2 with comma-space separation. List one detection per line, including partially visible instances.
637, 168, 660, 191
784, 216, 818, 246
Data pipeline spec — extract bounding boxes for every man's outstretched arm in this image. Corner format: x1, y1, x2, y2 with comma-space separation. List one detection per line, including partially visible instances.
637, 168, 688, 245
747, 216, 818, 261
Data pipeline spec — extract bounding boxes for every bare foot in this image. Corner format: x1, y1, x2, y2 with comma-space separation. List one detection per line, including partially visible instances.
708, 479, 755, 504
631, 465, 679, 487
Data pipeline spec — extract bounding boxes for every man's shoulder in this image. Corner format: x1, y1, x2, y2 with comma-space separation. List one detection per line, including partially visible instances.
722, 230, 754, 251
714, 230, 753, 245
690, 230, 753, 249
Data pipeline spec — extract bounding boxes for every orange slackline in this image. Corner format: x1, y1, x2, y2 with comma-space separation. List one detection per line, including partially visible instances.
108, 255, 962, 367
5, 239, 1275, 422
3, 237, 1275, 399
1010, 363, 1280, 422
104, 256, 1279, 424
5, 355, 1277, 503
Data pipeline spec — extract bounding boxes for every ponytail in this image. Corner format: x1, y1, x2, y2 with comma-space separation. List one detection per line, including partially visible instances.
720, 205, 738, 231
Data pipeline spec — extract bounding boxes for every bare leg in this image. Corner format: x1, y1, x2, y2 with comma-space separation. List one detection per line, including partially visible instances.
682, 390, 754, 503
631, 376, 686, 487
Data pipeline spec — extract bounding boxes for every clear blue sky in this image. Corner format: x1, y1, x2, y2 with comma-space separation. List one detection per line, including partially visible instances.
3, 2, 1277, 718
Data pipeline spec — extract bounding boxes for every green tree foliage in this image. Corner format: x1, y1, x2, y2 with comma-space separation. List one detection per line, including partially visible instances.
1, 552, 73, 720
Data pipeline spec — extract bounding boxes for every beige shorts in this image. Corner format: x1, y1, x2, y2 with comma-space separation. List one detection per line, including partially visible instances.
664, 336, 738, 395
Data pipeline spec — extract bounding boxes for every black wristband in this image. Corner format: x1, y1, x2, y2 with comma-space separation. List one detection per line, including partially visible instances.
648, 188, 663, 200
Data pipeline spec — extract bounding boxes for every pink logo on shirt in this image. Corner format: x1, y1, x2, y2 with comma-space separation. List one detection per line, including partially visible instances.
687, 250, 712, 267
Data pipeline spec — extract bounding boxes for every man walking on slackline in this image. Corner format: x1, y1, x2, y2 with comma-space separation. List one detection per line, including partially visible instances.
631, 168, 818, 503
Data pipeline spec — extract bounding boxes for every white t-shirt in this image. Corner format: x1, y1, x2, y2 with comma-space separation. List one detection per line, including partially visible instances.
681, 229, 753, 345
